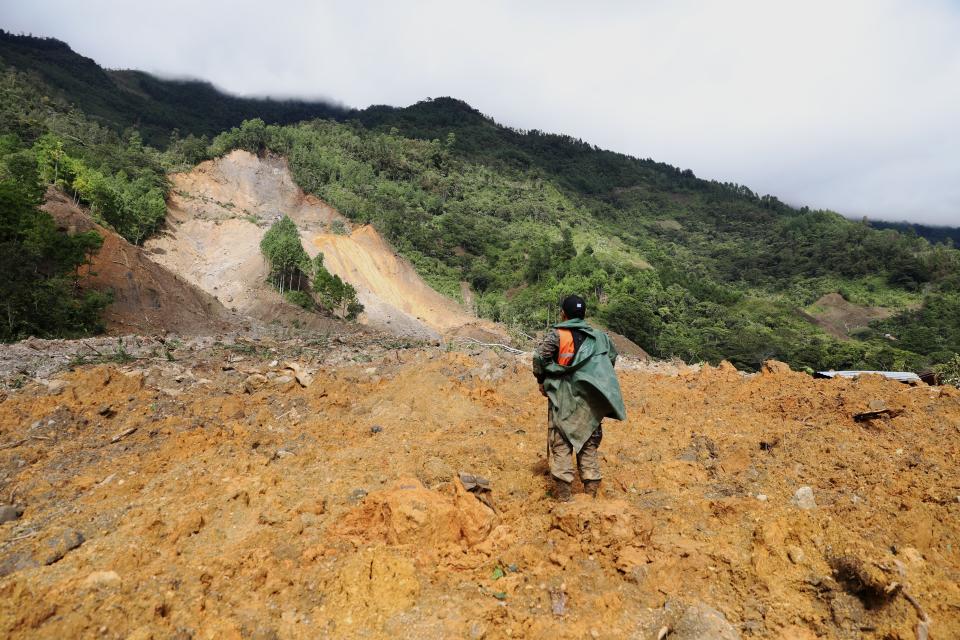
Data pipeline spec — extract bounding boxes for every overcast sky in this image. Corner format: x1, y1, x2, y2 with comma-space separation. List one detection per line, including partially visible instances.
6, 0, 960, 225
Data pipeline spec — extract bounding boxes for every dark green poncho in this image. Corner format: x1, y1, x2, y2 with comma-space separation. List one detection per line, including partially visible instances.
534, 318, 627, 451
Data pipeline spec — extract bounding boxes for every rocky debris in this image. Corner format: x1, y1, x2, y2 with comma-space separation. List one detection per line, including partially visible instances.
829, 554, 899, 602
0, 552, 38, 577
791, 486, 817, 510
419, 456, 453, 486
761, 360, 792, 375
678, 435, 718, 464
40, 529, 85, 565
0, 505, 24, 523
853, 399, 904, 421
283, 361, 314, 387
347, 488, 368, 503
644, 600, 741, 640
370, 425, 383, 434
549, 586, 567, 616
243, 373, 268, 394
787, 546, 806, 564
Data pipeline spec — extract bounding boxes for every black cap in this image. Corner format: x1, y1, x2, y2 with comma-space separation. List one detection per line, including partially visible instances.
561, 295, 586, 319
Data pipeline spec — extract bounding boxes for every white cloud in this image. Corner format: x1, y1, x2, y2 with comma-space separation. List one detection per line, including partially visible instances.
6, 0, 960, 224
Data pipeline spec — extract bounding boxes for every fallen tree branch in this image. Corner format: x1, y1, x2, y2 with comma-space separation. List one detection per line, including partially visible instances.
110, 427, 137, 443
901, 590, 931, 640
0, 439, 27, 450
455, 337, 527, 355
6, 530, 37, 543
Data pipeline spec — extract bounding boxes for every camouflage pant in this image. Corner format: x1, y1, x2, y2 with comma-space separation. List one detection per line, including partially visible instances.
548, 423, 602, 484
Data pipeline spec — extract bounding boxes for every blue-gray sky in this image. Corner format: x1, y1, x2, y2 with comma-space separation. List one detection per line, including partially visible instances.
6, 0, 960, 225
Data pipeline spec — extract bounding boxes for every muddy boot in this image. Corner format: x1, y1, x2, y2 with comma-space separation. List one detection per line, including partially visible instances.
583, 479, 601, 498
553, 479, 572, 502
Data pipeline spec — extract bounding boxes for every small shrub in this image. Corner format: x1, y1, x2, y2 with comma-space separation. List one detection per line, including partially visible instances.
934, 353, 960, 387
285, 290, 315, 310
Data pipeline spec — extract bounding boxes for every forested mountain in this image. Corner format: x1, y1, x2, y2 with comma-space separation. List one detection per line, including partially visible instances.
1, 31, 958, 373
868, 220, 960, 247
0, 31, 349, 145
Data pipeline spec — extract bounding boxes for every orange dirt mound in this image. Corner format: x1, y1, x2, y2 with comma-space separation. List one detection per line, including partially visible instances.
334, 477, 498, 549
0, 345, 958, 639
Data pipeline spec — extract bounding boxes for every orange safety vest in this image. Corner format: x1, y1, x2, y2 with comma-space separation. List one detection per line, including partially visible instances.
557, 328, 576, 365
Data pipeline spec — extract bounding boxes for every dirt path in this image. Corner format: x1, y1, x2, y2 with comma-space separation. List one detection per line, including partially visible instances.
0, 344, 957, 639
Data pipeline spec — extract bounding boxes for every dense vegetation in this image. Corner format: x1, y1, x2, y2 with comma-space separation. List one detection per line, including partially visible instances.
260, 216, 362, 319
207, 116, 960, 371
0, 174, 107, 341
869, 219, 960, 247
1, 31, 958, 373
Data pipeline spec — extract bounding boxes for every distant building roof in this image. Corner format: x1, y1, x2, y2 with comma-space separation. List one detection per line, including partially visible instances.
814, 370, 921, 383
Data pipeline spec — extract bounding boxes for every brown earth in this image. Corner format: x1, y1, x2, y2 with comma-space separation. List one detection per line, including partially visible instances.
41, 190, 236, 336
0, 339, 957, 639
804, 293, 895, 340
312, 226, 505, 343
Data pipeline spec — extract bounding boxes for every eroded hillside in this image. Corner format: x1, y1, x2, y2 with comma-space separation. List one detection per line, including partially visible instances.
0, 336, 957, 640
146, 150, 499, 341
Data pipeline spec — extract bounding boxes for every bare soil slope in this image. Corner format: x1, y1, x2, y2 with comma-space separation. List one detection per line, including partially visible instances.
311, 226, 504, 341
0, 340, 957, 640
148, 150, 499, 341
804, 293, 895, 340
41, 190, 235, 335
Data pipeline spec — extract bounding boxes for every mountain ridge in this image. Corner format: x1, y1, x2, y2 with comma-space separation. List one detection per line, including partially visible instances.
1, 30, 958, 373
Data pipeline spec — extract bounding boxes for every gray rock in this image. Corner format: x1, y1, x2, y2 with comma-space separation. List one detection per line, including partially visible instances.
419, 456, 454, 487
791, 486, 817, 510
0, 551, 38, 577
41, 528, 85, 565
348, 488, 368, 503
663, 600, 741, 640
0, 505, 23, 523
243, 374, 267, 394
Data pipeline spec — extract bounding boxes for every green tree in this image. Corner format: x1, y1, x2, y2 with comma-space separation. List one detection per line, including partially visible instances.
312, 254, 363, 320
260, 215, 310, 293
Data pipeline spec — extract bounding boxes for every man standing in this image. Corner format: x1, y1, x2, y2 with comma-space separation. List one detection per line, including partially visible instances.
533, 295, 626, 501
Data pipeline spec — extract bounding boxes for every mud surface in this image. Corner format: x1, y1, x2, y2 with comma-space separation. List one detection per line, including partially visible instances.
0, 342, 958, 639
